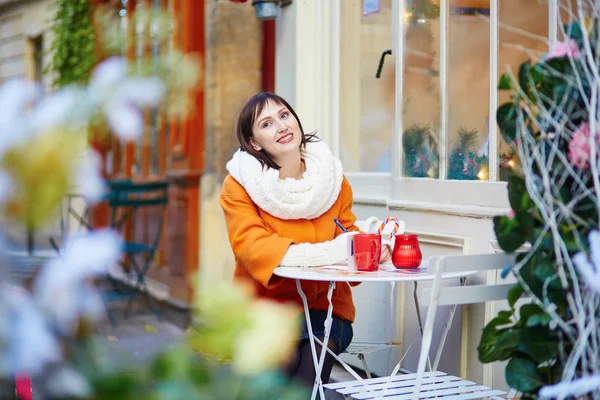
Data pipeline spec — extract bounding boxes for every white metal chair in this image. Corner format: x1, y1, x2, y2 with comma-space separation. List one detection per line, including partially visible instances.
325, 252, 517, 399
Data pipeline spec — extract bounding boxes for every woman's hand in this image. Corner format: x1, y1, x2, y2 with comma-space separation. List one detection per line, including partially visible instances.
380, 243, 392, 263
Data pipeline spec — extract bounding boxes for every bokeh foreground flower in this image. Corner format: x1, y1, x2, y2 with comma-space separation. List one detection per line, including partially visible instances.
190, 282, 300, 375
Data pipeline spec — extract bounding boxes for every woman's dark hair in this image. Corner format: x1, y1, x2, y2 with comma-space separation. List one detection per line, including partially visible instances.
235, 92, 319, 170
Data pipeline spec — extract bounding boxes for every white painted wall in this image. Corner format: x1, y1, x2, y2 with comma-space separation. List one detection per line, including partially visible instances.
275, 0, 341, 146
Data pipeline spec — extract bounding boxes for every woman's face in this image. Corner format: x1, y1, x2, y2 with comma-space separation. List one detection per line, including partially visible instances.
250, 100, 302, 160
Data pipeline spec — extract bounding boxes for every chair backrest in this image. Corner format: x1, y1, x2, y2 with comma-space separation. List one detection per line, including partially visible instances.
412, 252, 519, 400
423, 252, 517, 307
105, 180, 169, 249
106, 180, 168, 208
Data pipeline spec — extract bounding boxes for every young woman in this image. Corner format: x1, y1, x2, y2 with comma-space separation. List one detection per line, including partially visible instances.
220, 92, 390, 387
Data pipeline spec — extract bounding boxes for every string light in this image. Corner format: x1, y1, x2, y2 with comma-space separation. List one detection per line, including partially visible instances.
477, 165, 489, 180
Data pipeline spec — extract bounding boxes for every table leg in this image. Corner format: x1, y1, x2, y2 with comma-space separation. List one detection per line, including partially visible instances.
413, 282, 424, 335
312, 281, 335, 399
295, 279, 326, 400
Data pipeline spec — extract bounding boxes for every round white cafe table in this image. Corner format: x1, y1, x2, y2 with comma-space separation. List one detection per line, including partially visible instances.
273, 262, 477, 400
274, 261, 478, 282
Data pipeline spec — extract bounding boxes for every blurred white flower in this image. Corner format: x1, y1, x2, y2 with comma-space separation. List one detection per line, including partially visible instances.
45, 366, 92, 398
233, 299, 298, 375
117, 77, 164, 108
88, 57, 164, 141
89, 57, 128, 96
30, 88, 88, 134
75, 149, 106, 202
1, 286, 61, 376
0, 80, 40, 154
104, 101, 144, 141
34, 230, 122, 332
573, 230, 600, 295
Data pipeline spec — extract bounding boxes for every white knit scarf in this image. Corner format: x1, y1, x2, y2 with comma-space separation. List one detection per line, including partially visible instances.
225, 140, 343, 220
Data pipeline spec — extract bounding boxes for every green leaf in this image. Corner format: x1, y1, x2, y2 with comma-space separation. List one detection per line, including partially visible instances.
560, 226, 583, 252
518, 60, 532, 95
498, 73, 514, 90
516, 210, 535, 236
552, 83, 569, 101
479, 327, 520, 363
533, 258, 560, 289
565, 21, 583, 41
518, 303, 546, 326
507, 285, 523, 308
525, 313, 552, 327
47, 0, 96, 88
496, 310, 514, 322
507, 176, 529, 212
518, 258, 545, 299
494, 215, 526, 253
478, 310, 517, 363
506, 357, 544, 393
518, 327, 558, 364
497, 102, 519, 142
89, 372, 140, 395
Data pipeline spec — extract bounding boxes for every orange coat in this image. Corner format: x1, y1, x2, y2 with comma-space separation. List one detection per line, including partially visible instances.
220, 174, 360, 322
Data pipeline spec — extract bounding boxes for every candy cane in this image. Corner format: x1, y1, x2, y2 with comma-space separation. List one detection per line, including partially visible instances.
377, 217, 400, 239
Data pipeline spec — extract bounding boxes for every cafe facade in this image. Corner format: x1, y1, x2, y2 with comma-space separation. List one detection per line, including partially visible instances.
248, 0, 554, 390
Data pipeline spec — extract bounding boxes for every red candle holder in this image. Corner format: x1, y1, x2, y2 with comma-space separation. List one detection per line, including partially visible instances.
392, 234, 422, 268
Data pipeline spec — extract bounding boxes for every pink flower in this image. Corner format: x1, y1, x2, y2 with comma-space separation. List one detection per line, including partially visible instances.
508, 209, 516, 219
547, 39, 581, 60
568, 122, 599, 169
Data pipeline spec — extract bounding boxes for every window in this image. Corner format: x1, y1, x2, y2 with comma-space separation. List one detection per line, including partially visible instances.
25, 35, 44, 83
498, 0, 548, 180
446, 0, 490, 181
402, 1, 440, 178
336, 0, 557, 206
339, 0, 394, 173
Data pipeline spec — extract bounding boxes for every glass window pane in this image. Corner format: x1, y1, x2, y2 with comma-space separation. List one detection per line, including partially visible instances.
446, 0, 490, 181
403, 0, 440, 178
339, 0, 394, 172
498, 0, 548, 181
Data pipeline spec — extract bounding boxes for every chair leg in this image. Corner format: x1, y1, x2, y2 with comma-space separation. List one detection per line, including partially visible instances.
123, 254, 162, 320
48, 237, 61, 255
100, 288, 117, 327
358, 353, 372, 379
68, 206, 93, 231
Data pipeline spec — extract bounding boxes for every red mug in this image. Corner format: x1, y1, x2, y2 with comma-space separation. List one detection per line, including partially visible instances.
392, 234, 422, 268
349, 234, 381, 271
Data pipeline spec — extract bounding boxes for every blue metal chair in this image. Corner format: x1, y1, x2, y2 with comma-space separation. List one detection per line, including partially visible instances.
105, 180, 169, 320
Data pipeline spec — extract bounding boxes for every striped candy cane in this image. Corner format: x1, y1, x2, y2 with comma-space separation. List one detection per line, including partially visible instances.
377, 217, 400, 239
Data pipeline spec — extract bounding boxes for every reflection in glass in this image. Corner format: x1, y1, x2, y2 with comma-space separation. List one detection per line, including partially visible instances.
339, 0, 394, 172
498, 0, 548, 181
446, 0, 490, 181
402, 0, 440, 178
